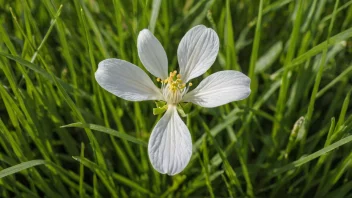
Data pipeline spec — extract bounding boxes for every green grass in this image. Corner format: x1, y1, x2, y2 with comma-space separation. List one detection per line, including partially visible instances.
0, 0, 352, 197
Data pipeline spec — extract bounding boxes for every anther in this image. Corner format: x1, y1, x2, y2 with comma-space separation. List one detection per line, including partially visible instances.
156, 78, 160, 82
189, 82, 193, 87
179, 83, 186, 89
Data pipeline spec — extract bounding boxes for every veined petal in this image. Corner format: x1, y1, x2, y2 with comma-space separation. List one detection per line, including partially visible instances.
183, 71, 251, 108
178, 25, 219, 83
95, 58, 163, 101
137, 29, 168, 79
148, 105, 192, 175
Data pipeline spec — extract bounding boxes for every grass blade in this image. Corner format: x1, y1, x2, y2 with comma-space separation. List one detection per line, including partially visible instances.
0, 52, 90, 98
271, 134, 352, 176
149, 0, 162, 33
0, 160, 46, 179
61, 122, 147, 147
72, 156, 155, 196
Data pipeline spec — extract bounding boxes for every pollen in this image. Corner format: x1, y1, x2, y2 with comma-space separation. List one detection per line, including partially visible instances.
159, 70, 192, 104
167, 71, 185, 93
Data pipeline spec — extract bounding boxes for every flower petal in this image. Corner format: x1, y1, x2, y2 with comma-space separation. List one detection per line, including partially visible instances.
137, 29, 168, 79
95, 58, 163, 101
183, 71, 251, 108
178, 25, 219, 83
148, 105, 192, 175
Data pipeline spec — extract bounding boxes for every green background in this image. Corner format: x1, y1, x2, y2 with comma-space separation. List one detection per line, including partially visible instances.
0, 0, 352, 197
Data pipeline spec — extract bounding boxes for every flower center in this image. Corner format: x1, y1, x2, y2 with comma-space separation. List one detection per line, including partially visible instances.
157, 70, 192, 104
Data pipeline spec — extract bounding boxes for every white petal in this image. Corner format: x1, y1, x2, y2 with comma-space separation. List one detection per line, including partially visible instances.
148, 105, 192, 175
183, 71, 251, 108
137, 29, 168, 79
178, 25, 219, 83
95, 59, 163, 101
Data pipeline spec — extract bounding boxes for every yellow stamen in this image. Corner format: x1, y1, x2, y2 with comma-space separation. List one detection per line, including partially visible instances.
179, 83, 186, 89
156, 78, 160, 82
161, 71, 193, 104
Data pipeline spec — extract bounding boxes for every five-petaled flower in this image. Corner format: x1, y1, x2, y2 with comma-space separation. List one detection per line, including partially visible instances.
95, 25, 251, 175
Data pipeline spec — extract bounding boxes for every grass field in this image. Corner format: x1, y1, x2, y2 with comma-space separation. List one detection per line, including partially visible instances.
0, 0, 352, 197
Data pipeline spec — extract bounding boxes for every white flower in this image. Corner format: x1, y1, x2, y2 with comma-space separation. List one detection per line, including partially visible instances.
95, 25, 251, 175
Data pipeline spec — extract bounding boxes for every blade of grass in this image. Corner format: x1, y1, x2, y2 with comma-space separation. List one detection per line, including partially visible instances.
201, 119, 244, 196
79, 143, 85, 198
72, 156, 156, 196
271, 27, 352, 79
61, 122, 147, 147
225, 0, 240, 71
316, 64, 352, 98
270, 134, 352, 176
272, 0, 304, 145
149, 0, 162, 33
300, 0, 340, 154
71, 157, 117, 198
200, 136, 215, 198
323, 181, 352, 198
0, 160, 46, 179
248, 0, 263, 106
0, 52, 90, 98
30, 5, 62, 62
255, 41, 283, 74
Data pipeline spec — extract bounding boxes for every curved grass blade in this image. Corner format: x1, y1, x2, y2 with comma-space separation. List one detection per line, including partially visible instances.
0, 52, 90, 99
0, 160, 46, 179
149, 0, 162, 33
271, 27, 352, 78
72, 156, 155, 196
270, 134, 352, 176
61, 122, 147, 147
